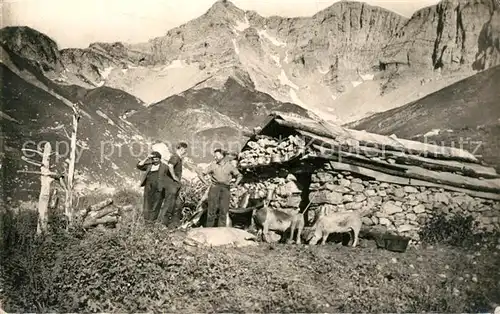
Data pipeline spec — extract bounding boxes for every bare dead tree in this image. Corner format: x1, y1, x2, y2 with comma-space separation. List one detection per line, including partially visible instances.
18, 142, 62, 234
64, 103, 81, 224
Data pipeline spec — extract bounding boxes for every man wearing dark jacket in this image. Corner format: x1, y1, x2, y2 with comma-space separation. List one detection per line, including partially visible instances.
157, 142, 188, 228
137, 151, 167, 222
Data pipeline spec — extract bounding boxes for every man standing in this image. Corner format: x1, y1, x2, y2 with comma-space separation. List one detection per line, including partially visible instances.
157, 142, 188, 228
199, 149, 243, 227
137, 151, 166, 222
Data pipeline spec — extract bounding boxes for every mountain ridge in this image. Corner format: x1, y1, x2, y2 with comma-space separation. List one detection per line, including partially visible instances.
2, 0, 499, 123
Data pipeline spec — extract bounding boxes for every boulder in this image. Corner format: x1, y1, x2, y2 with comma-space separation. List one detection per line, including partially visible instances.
184, 227, 258, 247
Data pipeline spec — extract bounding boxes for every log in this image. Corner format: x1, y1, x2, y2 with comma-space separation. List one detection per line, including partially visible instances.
83, 216, 119, 228
275, 119, 480, 163
314, 151, 500, 194
304, 133, 500, 193
324, 160, 500, 201
88, 207, 119, 220
79, 198, 113, 219
313, 144, 498, 179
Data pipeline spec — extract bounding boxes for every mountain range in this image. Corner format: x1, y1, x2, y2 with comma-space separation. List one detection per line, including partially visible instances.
1, 0, 500, 201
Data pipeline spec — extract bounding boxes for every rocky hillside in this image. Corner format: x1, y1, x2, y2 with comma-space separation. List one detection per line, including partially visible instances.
127, 67, 310, 161
2, 0, 500, 124
0, 27, 311, 201
347, 65, 500, 171
0, 43, 151, 202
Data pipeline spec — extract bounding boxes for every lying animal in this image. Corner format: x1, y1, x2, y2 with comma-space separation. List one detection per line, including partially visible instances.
308, 210, 362, 247
252, 205, 305, 244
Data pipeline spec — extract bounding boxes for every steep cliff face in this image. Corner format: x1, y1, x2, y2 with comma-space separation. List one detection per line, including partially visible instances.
382, 0, 498, 71
2, 0, 499, 125
0, 26, 63, 76
474, 8, 500, 70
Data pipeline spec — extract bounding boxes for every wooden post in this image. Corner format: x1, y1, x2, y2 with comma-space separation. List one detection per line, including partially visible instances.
37, 142, 52, 234
65, 103, 81, 224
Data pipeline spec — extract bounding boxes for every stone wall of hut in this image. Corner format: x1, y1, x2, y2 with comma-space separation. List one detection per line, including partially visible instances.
309, 164, 500, 241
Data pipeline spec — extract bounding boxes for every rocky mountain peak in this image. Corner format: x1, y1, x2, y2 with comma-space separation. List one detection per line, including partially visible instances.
0, 26, 63, 72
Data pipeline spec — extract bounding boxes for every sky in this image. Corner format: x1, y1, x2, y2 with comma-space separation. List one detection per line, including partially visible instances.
2, 0, 440, 49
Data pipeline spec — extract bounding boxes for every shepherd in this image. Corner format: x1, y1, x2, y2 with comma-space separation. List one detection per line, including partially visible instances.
137, 151, 166, 222
198, 149, 243, 227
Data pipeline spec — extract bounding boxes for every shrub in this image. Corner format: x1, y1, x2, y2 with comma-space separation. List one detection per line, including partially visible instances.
419, 213, 499, 248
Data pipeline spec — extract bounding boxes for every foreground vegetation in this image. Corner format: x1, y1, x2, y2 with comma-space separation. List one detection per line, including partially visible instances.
1, 187, 499, 312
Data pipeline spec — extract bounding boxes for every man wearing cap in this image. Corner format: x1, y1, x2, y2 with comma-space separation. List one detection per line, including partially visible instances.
137, 151, 168, 222
198, 149, 243, 227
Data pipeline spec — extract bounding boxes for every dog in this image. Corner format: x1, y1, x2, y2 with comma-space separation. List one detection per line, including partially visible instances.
308, 208, 362, 247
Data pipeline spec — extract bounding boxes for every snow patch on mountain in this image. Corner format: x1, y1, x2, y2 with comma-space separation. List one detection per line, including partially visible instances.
318, 68, 329, 74
99, 66, 114, 79
232, 39, 240, 55
163, 60, 185, 71
96, 110, 116, 126
424, 129, 441, 137
279, 70, 298, 89
257, 29, 286, 47
352, 81, 363, 87
270, 54, 280, 66
234, 15, 250, 32
360, 73, 375, 80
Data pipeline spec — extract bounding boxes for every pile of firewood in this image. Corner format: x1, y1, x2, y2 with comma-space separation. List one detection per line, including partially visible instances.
78, 198, 130, 229
239, 135, 306, 168
233, 173, 303, 212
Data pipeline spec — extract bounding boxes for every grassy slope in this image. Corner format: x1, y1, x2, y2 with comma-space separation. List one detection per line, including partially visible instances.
2, 222, 499, 312
346, 65, 500, 170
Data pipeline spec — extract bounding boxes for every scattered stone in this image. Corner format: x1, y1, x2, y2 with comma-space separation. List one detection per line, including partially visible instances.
354, 194, 367, 202
398, 224, 417, 233
404, 186, 419, 194
382, 202, 403, 215
413, 204, 426, 214
406, 213, 417, 221
350, 183, 364, 192
379, 217, 392, 226
394, 188, 405, 198
407, 200, 420, 206
352, 178, 363, 184
472, 275, 478, 283
310, 190, 343, 205
339, 179, 351, 187
378, 190, 387, 197
343, 194, 354, 203
379, 183, 390, 188
434, 192, 450, 205
361, 217, 374, 226
364, 189, 377, 197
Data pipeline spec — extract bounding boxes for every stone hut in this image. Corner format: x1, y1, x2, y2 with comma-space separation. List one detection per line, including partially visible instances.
231, 111, 500, 241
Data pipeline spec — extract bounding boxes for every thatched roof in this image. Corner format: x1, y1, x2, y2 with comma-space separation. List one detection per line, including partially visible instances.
240, 111, 500, 200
